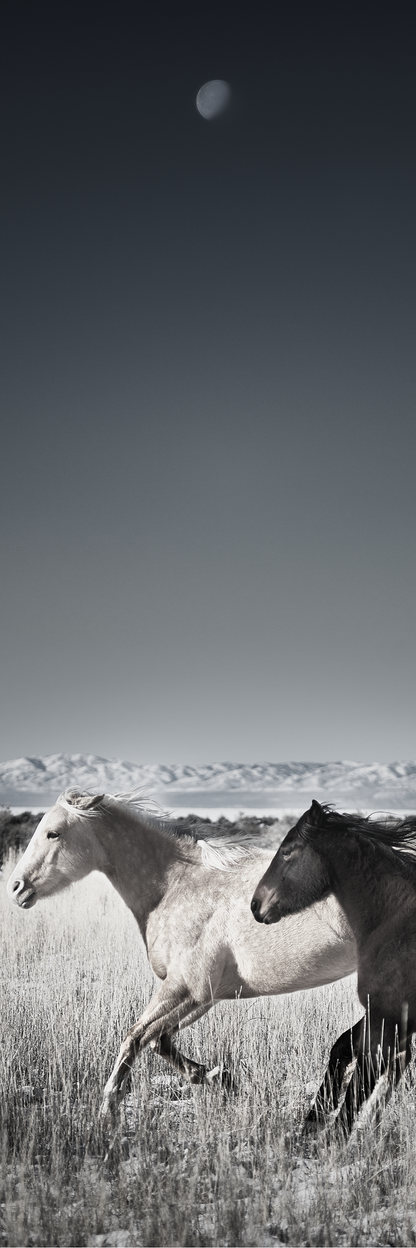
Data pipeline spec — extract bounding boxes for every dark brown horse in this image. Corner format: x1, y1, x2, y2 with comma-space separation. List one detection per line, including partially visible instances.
251, 800, 416, 1134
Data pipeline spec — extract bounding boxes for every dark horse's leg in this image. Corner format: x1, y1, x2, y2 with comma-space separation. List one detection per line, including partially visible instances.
338, 1014, 412, 1136
305, 1017, 363, 1130
307, 1009, 413, 1137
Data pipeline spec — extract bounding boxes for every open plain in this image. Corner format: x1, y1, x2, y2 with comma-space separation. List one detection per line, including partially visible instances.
2, 818, 416, 1248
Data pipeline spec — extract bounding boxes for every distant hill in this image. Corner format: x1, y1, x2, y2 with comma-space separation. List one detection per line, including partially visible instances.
1, 753, 416, 808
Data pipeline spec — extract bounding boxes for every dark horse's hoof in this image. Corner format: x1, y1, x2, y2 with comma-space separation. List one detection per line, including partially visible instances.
303, 1105, 328, 1135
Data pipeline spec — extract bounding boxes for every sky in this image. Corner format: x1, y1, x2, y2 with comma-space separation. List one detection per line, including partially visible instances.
1, 3, 416, 765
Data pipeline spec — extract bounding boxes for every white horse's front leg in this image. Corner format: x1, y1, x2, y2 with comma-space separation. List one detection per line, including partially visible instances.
99, 986, 204, 1119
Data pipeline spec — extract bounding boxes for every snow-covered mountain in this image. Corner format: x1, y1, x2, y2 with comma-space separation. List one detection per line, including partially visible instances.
1, 753, 416, 807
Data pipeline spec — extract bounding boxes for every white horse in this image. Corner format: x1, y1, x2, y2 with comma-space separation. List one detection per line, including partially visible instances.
7, 789, 356, 1117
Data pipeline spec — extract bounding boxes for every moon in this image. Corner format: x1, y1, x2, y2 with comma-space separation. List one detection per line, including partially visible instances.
196, 80, 231, 121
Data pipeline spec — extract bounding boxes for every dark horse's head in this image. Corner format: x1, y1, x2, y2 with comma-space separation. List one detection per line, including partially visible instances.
251, 800, 332, 924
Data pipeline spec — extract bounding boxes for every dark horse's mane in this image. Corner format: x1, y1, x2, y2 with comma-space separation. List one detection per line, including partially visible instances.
300, 803, 416, 873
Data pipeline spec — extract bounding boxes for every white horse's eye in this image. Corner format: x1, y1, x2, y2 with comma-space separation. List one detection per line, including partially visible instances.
47, 831, 60, 840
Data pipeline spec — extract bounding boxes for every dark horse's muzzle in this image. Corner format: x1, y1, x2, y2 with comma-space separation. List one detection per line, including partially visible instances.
250, 885, 281, 925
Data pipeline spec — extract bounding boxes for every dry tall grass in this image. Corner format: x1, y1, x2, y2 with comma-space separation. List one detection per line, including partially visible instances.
2, 854, 416, 1247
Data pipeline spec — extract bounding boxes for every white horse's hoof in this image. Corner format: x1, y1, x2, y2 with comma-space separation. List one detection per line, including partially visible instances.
206, 1064, 236, 1092
99, 1098, 113, 1121
99, 1084, 122, 1120
205, 1065, 221, 1083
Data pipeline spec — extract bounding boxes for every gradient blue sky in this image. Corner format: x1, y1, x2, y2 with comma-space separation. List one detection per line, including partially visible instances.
1, 3, 415, 764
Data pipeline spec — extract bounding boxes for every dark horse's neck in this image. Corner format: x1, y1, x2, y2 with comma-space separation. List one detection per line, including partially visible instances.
319, 829, 416, 940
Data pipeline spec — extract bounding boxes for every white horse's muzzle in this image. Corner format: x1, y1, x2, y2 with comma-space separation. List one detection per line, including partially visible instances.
7, 872, 37, 909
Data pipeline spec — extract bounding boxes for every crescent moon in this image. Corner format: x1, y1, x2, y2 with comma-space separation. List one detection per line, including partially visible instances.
196, 80, 231, 121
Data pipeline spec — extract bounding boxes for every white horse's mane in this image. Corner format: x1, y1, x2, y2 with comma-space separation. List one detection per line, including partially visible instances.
58, 788, 258, 872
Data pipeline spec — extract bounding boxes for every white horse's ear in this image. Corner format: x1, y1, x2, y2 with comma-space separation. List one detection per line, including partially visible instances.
64, 790, 104, 809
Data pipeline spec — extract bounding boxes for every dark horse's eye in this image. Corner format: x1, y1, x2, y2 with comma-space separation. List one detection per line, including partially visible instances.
47, 831, 60, 840
281, 846, 296, 860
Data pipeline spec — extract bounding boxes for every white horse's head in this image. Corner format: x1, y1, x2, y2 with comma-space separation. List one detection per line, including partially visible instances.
7, 790, 107, 909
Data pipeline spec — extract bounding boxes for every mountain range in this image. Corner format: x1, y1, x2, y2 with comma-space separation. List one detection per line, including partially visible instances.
1, 754, 416, 808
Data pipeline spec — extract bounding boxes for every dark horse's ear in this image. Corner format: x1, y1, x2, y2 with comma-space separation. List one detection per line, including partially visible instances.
64, 790, 104, 809
298, 800, 322, 833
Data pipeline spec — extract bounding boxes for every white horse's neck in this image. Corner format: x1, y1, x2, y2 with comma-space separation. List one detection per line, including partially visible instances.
96, 802, 194, 938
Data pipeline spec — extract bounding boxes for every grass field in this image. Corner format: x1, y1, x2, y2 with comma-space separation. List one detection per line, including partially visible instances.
2, 848, 416, 1247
